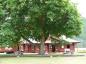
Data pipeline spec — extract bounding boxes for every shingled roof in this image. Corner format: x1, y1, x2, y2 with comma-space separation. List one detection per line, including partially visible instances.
20, 35, 80, 44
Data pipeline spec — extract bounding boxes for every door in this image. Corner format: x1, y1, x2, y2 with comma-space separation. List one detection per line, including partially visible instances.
52, 45, 56, 52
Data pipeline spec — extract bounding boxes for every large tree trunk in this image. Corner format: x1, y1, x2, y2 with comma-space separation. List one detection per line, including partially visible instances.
39, 15, 46, 55
39, 41, 45, 55
39, 36, 45, 55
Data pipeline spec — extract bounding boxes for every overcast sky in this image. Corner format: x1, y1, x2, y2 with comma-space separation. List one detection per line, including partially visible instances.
71, 0, 86, 18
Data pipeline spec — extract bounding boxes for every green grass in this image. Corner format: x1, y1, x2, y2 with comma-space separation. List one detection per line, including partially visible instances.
0, 56, 86, 64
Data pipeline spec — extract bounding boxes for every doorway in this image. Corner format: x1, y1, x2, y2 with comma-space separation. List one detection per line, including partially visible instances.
52, 45, 56, 52
67, 45, 70, 49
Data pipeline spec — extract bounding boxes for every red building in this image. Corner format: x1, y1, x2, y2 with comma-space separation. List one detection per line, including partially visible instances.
0, 36, 80, 54
19, 37, 80, 54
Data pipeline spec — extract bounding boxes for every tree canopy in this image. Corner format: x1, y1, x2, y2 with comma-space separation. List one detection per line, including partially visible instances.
0, 0, 82, 54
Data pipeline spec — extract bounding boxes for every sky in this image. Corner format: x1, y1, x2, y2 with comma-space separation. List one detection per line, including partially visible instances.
71, 0, 86, 18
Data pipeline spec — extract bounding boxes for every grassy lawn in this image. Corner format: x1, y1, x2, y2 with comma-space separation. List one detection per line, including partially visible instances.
0, 56, 86, 64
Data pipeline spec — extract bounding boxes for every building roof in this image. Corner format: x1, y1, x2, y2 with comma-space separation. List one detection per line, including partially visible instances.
20, 35, 80, 44
60, 35, 80, 43
63, 38, 80, 43
51, 35, 80, 44
20, 38, 51, 44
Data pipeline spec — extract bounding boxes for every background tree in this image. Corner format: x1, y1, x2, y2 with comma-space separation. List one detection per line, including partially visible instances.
0, 0, 82, 55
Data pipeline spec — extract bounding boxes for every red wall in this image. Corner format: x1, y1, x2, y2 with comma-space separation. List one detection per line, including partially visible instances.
0, 42, 76, 53
20, 43, 76, 53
